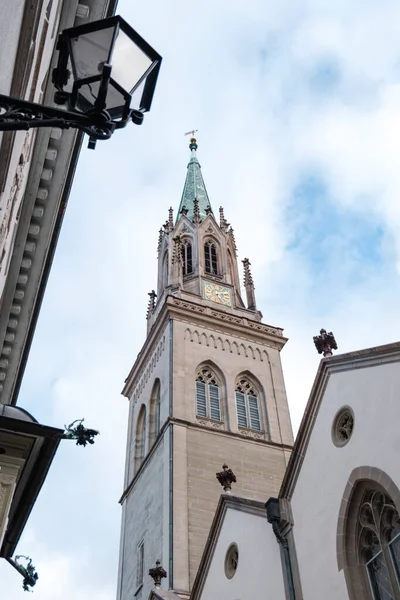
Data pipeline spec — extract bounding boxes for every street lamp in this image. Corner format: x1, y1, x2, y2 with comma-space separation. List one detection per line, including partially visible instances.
0, 16, 162, 149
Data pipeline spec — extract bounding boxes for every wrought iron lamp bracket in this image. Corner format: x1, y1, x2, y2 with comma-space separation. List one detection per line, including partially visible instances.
0, 94, 138, 150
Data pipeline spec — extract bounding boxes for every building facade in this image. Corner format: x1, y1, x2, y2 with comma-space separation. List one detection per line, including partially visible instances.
117, 138, 294, 600
0, 0, 116, 406
188, 341, 400, 600
0, 0, 115, 576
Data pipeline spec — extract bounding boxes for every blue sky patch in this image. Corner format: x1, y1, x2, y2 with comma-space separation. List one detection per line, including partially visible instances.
286, 171, 387, 287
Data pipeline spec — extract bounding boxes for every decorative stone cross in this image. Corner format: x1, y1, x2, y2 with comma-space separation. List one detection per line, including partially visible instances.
313, 328, 338, 357
216, 463, 237, 493
149, 560, 167, 588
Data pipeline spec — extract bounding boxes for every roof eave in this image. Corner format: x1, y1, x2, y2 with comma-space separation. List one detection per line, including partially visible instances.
0, 417, 63, 558
279, 340, 400, 501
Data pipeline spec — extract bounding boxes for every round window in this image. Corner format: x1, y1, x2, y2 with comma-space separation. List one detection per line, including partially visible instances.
332, 406, 354, 447
224, 543, 239, 579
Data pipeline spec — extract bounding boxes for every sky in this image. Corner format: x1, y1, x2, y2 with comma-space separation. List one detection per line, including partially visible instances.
3, 0, 400, 596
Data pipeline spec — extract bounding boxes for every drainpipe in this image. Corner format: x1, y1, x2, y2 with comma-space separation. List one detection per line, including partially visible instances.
266, 497, 296, 600
168, 318, 174, 589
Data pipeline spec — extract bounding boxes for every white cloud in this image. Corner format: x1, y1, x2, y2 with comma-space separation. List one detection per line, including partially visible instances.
3, 0, 400, 596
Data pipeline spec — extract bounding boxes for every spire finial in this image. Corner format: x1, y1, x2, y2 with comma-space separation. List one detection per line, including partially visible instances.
185, 129, 198, 151
242, 259, 257, 311
242, 258, 254, 287
157, 228, 164, 257
219, 206, 225, 227
168, 207, 174, 231
146, 290, 157, 319
219, 206, 230, 233
229, 227, 238, 256
313, 329, 338, 357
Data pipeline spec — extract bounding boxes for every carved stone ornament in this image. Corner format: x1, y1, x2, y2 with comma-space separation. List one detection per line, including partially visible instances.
238, 427, 264, 440
313, 328, 338, 357
196, 417, 224, 430
224, 543, 239, 579
149, 560, 167, 588
332, 407, 354, 447
216, 463, 236, 492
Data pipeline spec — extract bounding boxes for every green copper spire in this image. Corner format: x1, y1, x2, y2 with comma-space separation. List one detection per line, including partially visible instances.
176, 137, 213, 223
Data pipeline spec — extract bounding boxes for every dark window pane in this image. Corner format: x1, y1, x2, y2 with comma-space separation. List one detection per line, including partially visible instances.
389, 533, 400, 583
205, 242, 218, 274
210, 244, 217, 274
367, 553, 395, 600
187, 243, 192, 274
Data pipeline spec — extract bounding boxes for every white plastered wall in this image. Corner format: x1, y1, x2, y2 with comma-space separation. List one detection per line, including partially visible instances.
291, 360, 400, 600
200, 507, 286, 600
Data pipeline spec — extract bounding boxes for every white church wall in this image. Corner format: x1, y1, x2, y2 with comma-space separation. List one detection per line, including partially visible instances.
199, 507, 285, 600
291, 360, 400, 600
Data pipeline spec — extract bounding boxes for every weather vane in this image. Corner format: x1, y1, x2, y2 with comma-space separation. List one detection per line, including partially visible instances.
184, 129, 198, 137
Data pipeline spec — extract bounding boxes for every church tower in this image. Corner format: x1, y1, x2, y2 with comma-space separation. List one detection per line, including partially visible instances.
116, 138, 294, 600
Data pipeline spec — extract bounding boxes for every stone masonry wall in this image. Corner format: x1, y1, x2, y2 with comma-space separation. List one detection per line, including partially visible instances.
185, 426, 287, 587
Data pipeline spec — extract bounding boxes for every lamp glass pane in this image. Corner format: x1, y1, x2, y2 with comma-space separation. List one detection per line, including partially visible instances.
76, 81, 126, 117
70, 25, 115, 81
111, 29, 152, 92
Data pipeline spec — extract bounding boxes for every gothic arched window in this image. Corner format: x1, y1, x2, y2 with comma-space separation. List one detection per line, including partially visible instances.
359, 490, 400, 599
204, 241, 218, 275
181, 240, 193, 275
195, 367, 221, 421
149, 379, 161, 448
134, 405, 147, 473
235, 378, 261, 431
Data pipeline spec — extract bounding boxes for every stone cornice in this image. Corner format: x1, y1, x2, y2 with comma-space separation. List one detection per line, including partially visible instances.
280, 341, 400, 501
119, 417, 293, 504
123, 294, 287, 398
0, 0, 116, 405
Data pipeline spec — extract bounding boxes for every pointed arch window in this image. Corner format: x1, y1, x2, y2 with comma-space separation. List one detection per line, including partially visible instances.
235, 378, 261, 431
358, 490, 400, 599
149, 379, 161, 448
134, 406, 147, 473
182, 240, 193, 275
195, 367, 221, 421
204, 241, 218, 275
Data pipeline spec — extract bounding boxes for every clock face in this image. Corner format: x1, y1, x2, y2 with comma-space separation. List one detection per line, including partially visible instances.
204, 281, 232, 306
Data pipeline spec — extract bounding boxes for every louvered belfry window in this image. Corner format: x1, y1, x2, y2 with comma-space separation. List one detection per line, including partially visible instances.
235, 378, 261, 431
181, 240, 193, 275
204, 241, 218, 274
195, 367, 221, 421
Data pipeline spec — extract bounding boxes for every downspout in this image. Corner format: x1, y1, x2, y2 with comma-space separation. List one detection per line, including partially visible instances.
266, 497, 295, 600
168, 318, 174, 589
